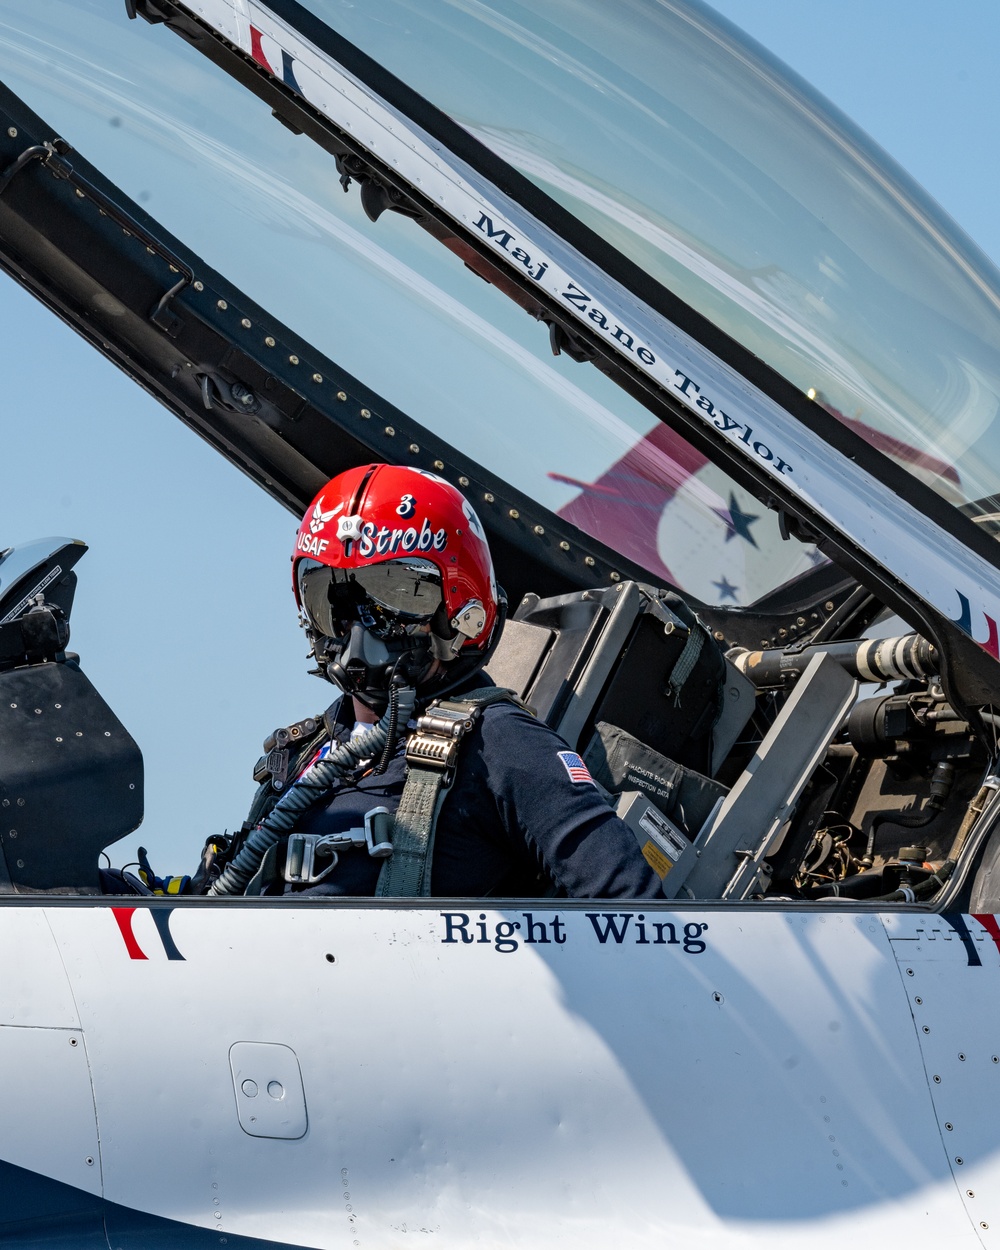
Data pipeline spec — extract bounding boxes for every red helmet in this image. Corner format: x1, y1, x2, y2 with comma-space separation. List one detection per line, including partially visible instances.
292, 464, 501, 699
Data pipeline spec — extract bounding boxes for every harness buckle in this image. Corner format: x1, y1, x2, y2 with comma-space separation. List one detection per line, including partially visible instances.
405, 705, 481, 786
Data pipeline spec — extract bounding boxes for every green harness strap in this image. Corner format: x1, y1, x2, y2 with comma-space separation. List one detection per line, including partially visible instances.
375, 687, 526, 898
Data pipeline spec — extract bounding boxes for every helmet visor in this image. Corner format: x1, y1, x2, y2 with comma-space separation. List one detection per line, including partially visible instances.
298, 557, 443, 636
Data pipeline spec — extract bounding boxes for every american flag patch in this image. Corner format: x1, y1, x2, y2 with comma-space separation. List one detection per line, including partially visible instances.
557, 751, 595, 785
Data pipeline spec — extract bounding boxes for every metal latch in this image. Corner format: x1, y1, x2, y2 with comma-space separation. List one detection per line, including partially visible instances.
405, 705, 480, 785
284, 807, 393, 885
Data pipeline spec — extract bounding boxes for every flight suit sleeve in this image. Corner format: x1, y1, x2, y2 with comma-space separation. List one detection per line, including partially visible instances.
477, 705, 664, 898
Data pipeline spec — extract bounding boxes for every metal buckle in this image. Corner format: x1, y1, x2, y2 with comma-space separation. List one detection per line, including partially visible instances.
404, 705, 480, 784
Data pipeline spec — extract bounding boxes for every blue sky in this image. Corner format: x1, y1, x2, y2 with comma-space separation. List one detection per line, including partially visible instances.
2, 0, 1000, 873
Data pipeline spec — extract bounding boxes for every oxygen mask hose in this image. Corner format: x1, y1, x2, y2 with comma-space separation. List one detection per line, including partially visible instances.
209, 684, 416, 896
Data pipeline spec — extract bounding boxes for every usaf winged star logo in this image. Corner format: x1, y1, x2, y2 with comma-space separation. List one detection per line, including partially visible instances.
309, 497, 340, 535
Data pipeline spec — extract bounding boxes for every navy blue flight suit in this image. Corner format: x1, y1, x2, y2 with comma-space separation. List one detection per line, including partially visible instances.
288, 683, 662, 898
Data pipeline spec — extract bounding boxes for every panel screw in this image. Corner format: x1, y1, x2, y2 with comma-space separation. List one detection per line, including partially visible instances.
484, 492, 495, 504
956, 1156, 964, 1165
265, 336, 275, 347
508, 508, 519, 520
945, 1122, 954, 1131
560, 541, 570, 551
824, 601, 834, 611
85, 1156, 94, 1166
534, 525, 545, 536
409, 443, 420, 454
193, 280, 204, 291
968, 1189, 975, 1197
933, 1075, 942, 1083
914, 996, 922, 1004
434, 460, 445, 471
360, 408, 371, 419
610, 571, 621, 581
69, 1037, 78, 1047
217, 299, 228, 311
385, 426, 395, 437
906, 968, 914, 976
993, 1056, 999, 1064
289, 354, 299, 365
15, 860, 23, 868
312, 373, 323, 383
981, 1223, 989, 1230
584, 556, 596, 567
922, 1025, 930, 1034
958, 1052, 966, 1061
7, 127, 17, 137
241, 318, 251, 329
337, 391, 347, 402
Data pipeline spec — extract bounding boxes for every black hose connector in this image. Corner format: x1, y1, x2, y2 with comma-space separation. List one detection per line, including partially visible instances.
209, 686, 415, 896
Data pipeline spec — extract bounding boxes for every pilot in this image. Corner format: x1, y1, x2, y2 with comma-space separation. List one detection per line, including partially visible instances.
200, 463, 662, 899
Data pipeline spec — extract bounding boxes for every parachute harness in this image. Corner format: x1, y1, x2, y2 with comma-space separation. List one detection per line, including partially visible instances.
209, 685, 415, 896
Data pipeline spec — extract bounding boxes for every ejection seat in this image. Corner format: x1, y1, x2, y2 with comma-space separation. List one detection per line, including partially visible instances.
0, 539, 142, 893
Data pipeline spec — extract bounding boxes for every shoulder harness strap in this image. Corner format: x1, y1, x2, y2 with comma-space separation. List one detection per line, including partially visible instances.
375, 687, 529, 898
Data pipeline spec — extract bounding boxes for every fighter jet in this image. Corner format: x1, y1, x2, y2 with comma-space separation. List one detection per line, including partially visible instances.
1, 1, 1000, 1246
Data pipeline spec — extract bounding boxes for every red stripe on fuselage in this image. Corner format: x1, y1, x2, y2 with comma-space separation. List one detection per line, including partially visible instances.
112, 907, 148, 960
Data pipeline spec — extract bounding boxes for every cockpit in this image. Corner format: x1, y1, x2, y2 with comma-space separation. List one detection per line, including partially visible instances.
3, 0, 1000, 910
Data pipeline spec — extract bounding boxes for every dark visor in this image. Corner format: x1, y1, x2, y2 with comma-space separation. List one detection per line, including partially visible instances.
298, 557, 443, 635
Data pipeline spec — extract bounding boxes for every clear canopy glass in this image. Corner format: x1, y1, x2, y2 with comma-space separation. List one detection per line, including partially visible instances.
0, 0, 828, 607
298, 0, 1000, 517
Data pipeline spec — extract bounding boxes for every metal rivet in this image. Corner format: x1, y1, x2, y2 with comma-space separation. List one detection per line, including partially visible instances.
55, 737, 62, 743
69, 1037, 78, 1047
9, 704, 15, 709
265, 336, 275, 347
361, 408, 371, 419
6, 127, 17, 137
14, 799, 22, 808
54, 703, 61, 709
560, 540, 570, 552
585, 556, 596, 567
508, 508, 519, 519
129, 784, 135, 790
15, 860, 23, 869
217, 299, 227, 310
193, 280, 204, 291
289, 354, 299, 365
458, 476, 469, 487
484, 492, 495, 504
981, 1223, 989, 1230
33, 709, 41, 715
85, 1156, 94, 1166
958, 1052, 966, 1061
75, 732, 83, 738
933, 1074, 942, 1083
8, 831, 15, 839
993, 1056, 999, 1064
922, 1025, 930, 1034
312, 373, 323, 383
906, 968, 914, 976
409, 443, 420, 454
385, 426, 395, 437
956, 1156, 964, 1165
945, 1122, 954, 1131
534, 525, 545, 536
241, 318, 251, 329
914, 996, 923, 1004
